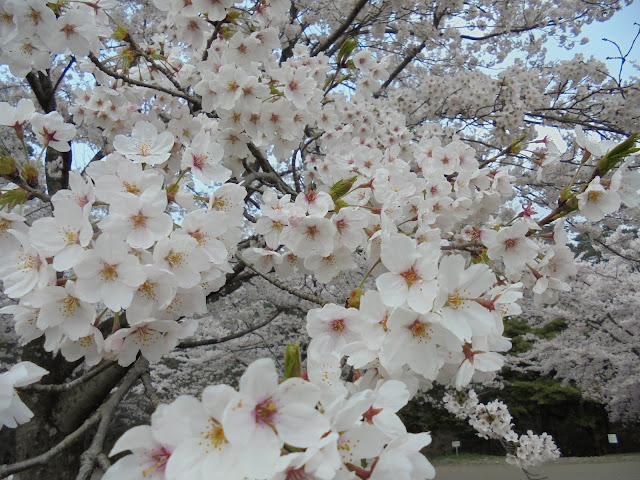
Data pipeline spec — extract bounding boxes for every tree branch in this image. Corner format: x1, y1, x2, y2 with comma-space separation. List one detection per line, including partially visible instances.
19, 361, 115, 393
374, 38, 427, 98
310, 0, 369, 56
236, 254, 329, 306
0, 399, 103, 477
140, 370, 162, 409
75, 358, 148, 480
88, 53, 201, 107
178, 306, 289, 348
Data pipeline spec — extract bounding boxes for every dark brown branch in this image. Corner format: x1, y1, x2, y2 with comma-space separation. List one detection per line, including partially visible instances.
140, 370, 162, 409
237, 253, 329, 306
374, 38, 427, 98
310, 0, 369, 56
88, 53, 200, 107
178, 307, 289, 348
0, 408, 103, 478
76, 358, 148, 480
19, 361, 115, 393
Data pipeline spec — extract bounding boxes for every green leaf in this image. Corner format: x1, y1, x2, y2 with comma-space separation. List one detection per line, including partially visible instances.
0, 156, 18, 176
337, 37, 358, 65
596, 132, 640, 175
330, 175, 358, 201
284, 342, 302, 379
0, 188, 29, 212
22, 163, 38, 187
112, 26, 130, 41
333, 199, 349, 213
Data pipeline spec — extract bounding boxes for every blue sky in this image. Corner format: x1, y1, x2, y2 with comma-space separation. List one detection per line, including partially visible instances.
547, 3, 640, 79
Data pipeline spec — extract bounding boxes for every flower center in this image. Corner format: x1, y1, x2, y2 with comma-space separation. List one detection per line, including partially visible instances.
130, 210, 149, 229
138, 281, 157, 300
400, 266, 421, 287
331, 318, 345, 333
407, 319, 427, 338
587, 190, 602, 203
254, 398, 278, 427
142, 446, 172, 477
305, 225, 319, 240
504, 238, 518, 249
61, 296, 79, 317
99, 262, 118, 282
199, 418, 227, 452
123, 182, 140, 194
166, 251, 184, 267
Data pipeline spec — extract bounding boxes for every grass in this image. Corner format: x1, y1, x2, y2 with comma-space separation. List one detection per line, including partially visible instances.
432, 453, 503, 464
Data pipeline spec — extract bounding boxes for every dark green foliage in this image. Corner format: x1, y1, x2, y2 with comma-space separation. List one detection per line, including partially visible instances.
503, 317, 567, 354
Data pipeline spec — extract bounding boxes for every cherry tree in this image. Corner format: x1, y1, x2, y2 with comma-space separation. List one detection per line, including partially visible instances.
512, 225, 640, 424
0, 0, 638, 479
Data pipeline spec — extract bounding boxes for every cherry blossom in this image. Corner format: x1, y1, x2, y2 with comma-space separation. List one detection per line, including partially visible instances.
0, 362, 48, 429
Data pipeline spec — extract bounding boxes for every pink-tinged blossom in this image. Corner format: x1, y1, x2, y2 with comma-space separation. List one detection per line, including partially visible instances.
294, 190, 334, 218
126, 266, 178, 321
29, 198, 93, 271
92, 155, 164, 202
113, 121, 175, 165
375, 233, 439, 313
181, 131, 230, 184
153, 235, 209, 289
30, 111, 76, 152
380, 308, 459, 380
51, 171, 96, 214
105, 318, 197, 366
304, 246, 357, 283
208, 184, 246, 217
0, 98, 35, 137
161, 387, 245, 480
454, 338, 508, 390
483, 221, 538, 275
576, 176, 621, 222
0, 362, 48, 429
433, 254, 496, 342
306, 304, 361, 354
178, 209, 229, 264
25, 280, 95, 341
105, 424, 175, 480
74, 234, 146, 312
0, 230, 54, 299
60, 326, 104, 366
98, 186, 173, 249
283, 217, 336, 259
223, 358, 329, 479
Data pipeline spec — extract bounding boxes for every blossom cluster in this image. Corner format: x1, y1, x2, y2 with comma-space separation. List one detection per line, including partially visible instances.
103, 358, 434, 480
443, 389, 561, 468
0, 0, 636, 478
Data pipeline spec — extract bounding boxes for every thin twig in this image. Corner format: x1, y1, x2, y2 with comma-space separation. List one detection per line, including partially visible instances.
20, 361, 115, 393
374, 38, 427, 98
75, 358, 148, 480
88, 53, 200, 106
140, 370, 162, 409
178, 307, 288, 348
236, 253, 329, 306
310, 0, 368, 56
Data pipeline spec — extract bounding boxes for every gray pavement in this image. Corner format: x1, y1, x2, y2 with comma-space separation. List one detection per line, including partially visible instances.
434, 458, 640, 480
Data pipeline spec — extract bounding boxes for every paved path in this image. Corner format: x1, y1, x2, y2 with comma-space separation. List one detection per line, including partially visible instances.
434, 458, 640, 480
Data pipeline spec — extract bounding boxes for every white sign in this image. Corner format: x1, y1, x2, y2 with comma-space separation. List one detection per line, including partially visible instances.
608, 434, 618, 444
452, 441, 461, 447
